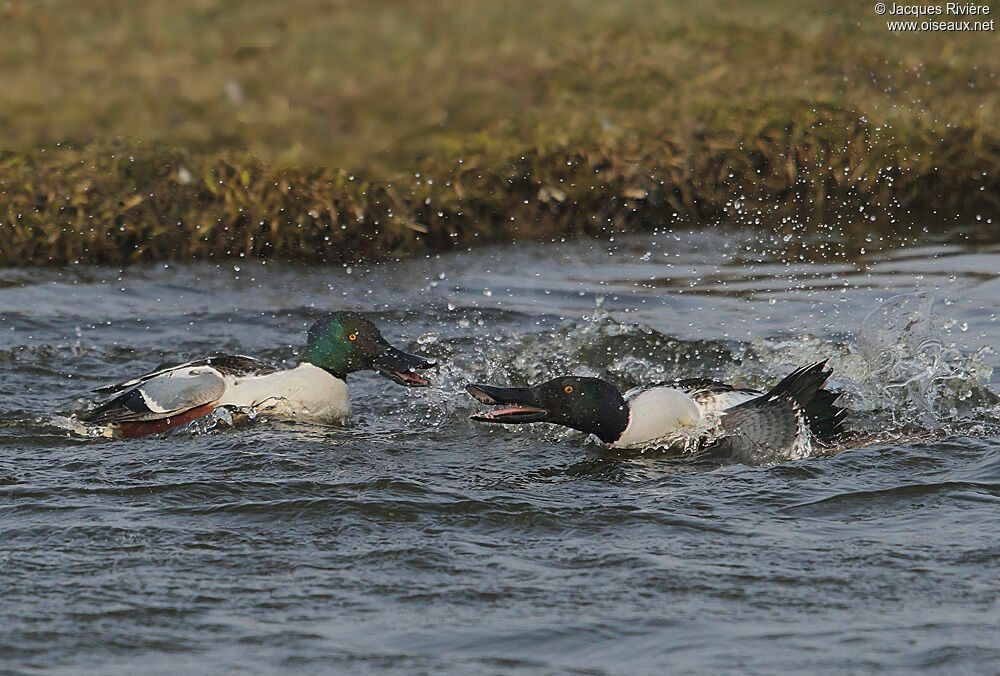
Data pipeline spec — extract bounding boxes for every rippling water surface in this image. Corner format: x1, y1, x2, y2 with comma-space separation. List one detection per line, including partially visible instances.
3, 229, 1000, 673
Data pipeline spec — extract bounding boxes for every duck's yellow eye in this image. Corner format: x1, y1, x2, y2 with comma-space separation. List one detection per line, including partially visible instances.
564, 385, 574, 394
348, 333, 358, 341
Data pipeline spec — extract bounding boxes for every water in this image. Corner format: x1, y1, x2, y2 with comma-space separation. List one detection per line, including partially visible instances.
3, 229, 1000, 673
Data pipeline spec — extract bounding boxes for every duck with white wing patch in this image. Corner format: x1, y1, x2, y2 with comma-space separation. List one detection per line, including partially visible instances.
82, 312, 435, 438
466, 361, 847, 462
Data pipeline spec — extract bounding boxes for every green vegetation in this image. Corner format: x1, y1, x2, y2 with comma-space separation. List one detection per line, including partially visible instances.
1, 0, 998, 265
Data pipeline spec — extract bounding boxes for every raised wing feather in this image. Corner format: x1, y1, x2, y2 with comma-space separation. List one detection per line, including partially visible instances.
714, 361, 839, 460
82, 366, 227, 424
718, 395, 804, 458
91, 355, 275, 395
628, 379, 760, 415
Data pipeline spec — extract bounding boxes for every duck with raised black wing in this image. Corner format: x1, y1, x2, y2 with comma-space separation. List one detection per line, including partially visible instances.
82, 312, 435, 438
466, 361, 847, 462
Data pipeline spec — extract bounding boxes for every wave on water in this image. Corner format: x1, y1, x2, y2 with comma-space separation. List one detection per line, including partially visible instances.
6, 288, 998, 466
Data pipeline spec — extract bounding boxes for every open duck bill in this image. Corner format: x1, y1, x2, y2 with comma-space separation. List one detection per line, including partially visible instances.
465, 383, 550, 423
374, 344, 435, 387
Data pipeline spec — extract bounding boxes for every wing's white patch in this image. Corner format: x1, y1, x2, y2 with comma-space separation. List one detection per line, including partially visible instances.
695, 390, 759, 414
136, 366, 227, 413
92, 358, 207, 394
137, 387, 169, 413
92, 355, 267, 394
613, 387, 703, 449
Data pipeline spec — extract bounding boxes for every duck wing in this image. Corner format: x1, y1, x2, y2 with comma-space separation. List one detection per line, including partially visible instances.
91, 355, 276, 395
83, 355, 278, 424
716, 360, 845, 458
82, 366, 230, 424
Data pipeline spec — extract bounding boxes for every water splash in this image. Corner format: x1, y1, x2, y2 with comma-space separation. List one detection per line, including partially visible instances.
853, 293, 996, 426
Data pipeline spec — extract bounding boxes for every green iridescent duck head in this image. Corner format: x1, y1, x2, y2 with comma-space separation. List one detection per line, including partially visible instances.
304, 312, 434, 386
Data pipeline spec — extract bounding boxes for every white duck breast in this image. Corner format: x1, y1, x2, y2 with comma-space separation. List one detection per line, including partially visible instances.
611, 383, 763, 449
217, 363, 349, 418
612, 387, 703, 448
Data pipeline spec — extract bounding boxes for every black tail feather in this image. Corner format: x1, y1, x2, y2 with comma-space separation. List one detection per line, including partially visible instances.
763, 360, 846, 444
805, 388, 848, 443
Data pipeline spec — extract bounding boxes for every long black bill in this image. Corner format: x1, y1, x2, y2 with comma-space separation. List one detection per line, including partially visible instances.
465, 383, 549, 423
374, 344, 435, 387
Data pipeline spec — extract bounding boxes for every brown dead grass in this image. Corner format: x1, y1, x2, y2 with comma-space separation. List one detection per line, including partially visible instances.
1, 0, 998, 264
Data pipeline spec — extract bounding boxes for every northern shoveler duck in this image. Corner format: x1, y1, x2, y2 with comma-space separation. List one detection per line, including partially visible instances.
82, 312, 435, 438
466, 361, 847, 461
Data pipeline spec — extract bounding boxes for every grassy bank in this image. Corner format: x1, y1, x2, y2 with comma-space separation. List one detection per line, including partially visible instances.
2, 0, 998, 265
